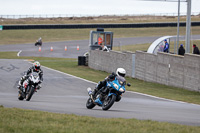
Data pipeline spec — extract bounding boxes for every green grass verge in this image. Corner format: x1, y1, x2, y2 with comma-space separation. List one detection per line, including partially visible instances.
1, 106, 200, 133
1, 26, 200, 45
1, 51, 200, 105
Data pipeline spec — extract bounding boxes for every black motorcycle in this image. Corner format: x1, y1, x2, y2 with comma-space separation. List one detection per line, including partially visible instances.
35, 41, 42, 46
35, 38, 42, 46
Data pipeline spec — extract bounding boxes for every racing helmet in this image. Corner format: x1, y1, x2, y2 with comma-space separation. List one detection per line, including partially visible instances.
116, 68, 126, 77
33, 61, 40, 71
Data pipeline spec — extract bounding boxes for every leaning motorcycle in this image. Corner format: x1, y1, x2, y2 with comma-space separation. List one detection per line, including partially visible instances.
86, 76, 131, 111
18, 72, 41, 101
35, 41, 42, 46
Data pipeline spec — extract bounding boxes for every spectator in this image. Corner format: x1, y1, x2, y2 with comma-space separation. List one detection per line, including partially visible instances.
98, 36, 103, 45
99, 44, 109, 52
193, 44, 200, 55
178, 44, 185, 56
163, 39, 169, 53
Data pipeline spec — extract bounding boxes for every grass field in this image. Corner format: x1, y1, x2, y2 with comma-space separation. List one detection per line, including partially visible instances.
0, 26, 200, 45
1, 15, 200, 25
1, 106, 200, 133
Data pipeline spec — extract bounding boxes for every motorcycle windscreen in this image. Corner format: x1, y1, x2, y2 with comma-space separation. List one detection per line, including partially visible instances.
116, 76, 126, 86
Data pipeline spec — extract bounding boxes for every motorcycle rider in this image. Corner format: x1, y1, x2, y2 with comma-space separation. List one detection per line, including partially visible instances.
90, 68, 126, 102
37, 37, 42, 44
35, 37, 42, 46
18, 61, 43, 91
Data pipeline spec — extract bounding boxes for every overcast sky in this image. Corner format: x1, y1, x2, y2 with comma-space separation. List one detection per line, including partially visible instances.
0, 0, 199, 16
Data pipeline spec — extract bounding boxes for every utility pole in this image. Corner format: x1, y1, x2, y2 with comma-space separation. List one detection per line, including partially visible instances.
185, 0, 191, 53
176, 0, 180, 54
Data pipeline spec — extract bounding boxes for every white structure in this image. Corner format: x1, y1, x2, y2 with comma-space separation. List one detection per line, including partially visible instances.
147, 36, 176, 54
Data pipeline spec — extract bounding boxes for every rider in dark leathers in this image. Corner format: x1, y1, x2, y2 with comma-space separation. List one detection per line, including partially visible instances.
91, 68, 126, 102
18, 61, 43, 91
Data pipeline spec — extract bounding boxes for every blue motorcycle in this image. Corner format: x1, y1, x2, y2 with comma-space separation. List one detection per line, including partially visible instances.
86, 76, 131, 110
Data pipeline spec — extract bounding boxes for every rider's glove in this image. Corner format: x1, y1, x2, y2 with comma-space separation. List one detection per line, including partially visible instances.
108, 72, 116, 80
38, 80, 42, 84
22, 75, 27, 80
37, 84, 42, 90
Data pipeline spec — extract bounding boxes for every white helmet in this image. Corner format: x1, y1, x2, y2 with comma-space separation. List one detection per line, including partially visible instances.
33, 61, 41, 71
116, 68, 126, 77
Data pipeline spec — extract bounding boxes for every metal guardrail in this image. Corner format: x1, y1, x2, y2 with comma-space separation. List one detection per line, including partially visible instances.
2, 22, 200, 30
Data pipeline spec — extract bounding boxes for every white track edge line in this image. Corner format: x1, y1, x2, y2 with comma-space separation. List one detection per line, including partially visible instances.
127, 91, 194, 105
26, 60, 199, 106
26, 61, 96, 84
17, 50, 22, 57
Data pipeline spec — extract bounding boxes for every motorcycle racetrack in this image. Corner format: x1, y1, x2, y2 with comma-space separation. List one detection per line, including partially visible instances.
0, 35, 200, 58
0, 59, 200, 126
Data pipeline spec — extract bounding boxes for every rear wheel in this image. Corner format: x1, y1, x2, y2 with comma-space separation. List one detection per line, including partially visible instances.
86, 97, 96, 109
102, 95, 116, 110
26, 86, 35, 101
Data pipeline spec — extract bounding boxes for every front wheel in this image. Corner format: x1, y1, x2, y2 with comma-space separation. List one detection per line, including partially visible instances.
26, 86, 35, 101
102, 95, 116, 111
86, 97, 96, 109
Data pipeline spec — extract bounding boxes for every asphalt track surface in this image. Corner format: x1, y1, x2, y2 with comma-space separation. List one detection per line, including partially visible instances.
0, 59, 200, 126
1, 36, 200, 126
0, 35, 199, 58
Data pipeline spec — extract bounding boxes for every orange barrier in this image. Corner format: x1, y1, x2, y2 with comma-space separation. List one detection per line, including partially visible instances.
77, 45, 79, 51
38, 47, 41, 52
50, 46, 53, 51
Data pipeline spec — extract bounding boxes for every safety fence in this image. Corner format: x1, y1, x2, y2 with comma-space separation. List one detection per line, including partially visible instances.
1, 22, 200, 30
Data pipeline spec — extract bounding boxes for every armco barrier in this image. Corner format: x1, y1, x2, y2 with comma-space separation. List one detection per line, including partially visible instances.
2, 22, 200, 30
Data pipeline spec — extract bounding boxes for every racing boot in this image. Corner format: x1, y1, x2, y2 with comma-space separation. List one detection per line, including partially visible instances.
91, 88, 97, 96
18, 75, 26, 90
91, 81, 105, 96
87, 87, 93, 96
17, 80, 23, 91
